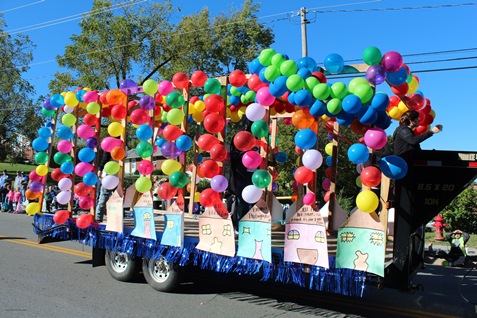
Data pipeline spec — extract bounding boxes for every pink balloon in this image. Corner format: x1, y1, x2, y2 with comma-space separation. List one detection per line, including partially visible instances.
57, 140, 73, 153
322, 178, 331, 191
256, 86, 275, 106
364, 127, 387, 150
242, 151, 262, 169
75, 162, 94, 177
79, 196, 94, 210
303, 192, 316, 205
29, 170, 42, 182
158, 80, 174, 96
101, 137, 123, 152
77, 124, 96, 139
137, 160, 154, 175
82, 91, 99, 103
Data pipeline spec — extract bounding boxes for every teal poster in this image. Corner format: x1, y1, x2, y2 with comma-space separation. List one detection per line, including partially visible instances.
160, 202, 184, 247
236, 199, 272, 262
131, 192, 156, 240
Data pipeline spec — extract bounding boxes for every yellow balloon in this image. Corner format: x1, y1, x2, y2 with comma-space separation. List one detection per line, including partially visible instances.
194, 191, 200, 202
108, 122, 124, 137
26, 202, 41, 215
269, 108, 277, 116
321, 114, 330, 121
64, 92, 79, 107
161, 159, 182, 175
192, 110, 204, 123
237, 106, 247, 117
188, 103, 196, 113
225, 108, 231, 119
408, 77, 419, 94
230, 111, 241, 123
356, 190, 379, 213
36, 164, 48, 177
194, 100, 205, 112
387, 106, 402, 120
295, 157, 301, 166
397, 101, 409, 113
325, 142, 333, 156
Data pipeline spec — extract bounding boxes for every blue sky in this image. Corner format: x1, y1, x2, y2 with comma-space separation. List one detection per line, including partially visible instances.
1, 0, 476, 152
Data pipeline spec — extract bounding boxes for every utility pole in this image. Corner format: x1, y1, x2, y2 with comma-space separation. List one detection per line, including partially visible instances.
300, 7, 309, 57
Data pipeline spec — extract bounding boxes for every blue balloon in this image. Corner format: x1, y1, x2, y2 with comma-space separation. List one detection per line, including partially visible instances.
60, 161, 74, 175
155, 137, 166, 148
78, 147, 96, 163
38, 127, 52, 139
359, 106, 378, 125
32, 137, 49, 151
297, 68, 312, 80
287, 92, 296, 105
176, 135, 192, 151
386, 66, 408, 86
136, 124, 153, 141
336, 111, 354, 126
370, 92, 390, 111
269, 76, 288, 97
348, 143, 370, 164
297, 56, 317, 71
237, 86, 250, 94
57, 126, 73, 140
248, 58, 264, 75
50, 94, 64, 108
229, 95, 240, 106
324, 53, 344, 74
76, 89, 86, 103
342, 94, 362, 114
274, 151, 288, 163
294, 90, 313, 107
378, 155, 408, 180
325, 155, 333, 166
294, 129, 317, 150
309, 99, 327, 117
83, 171, 98, 187
375, 110, 392, 130
43, 98, 55, 110
258, 67, 271, 84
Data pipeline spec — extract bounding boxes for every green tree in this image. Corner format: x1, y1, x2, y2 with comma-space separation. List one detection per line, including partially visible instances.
0, 15, 37, 161
441, 185, 477, 234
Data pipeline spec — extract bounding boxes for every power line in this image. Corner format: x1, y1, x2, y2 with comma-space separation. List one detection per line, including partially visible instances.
0, 0, 45, 14
309, 2, 477, 13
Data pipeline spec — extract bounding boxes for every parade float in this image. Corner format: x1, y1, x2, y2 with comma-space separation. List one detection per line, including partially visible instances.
31, 46, 477, 295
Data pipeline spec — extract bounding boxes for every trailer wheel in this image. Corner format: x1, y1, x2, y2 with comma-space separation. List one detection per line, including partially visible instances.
105, 250, 139, 282
142, 257, 181, 292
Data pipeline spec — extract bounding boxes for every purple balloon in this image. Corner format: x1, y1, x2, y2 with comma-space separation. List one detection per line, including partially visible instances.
161, 141, 182, 159
193, 202, 199, 212
120, 79, 139, 95
210, 175, 228, 193
86, 137, 98, 149
29, 181, 44, 193
139, 95, 155, 111
366, 64, 386, 85
381, 51, 403, 73
43, 98, 55, 110
272, 182, 278, 191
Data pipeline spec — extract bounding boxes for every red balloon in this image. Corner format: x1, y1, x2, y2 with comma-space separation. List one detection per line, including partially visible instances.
294, 166, 313, 185
414, 125, 429, 135
214, 200, 229, 218
111, 104, 127, 120
419, 112, 434, 126
360, 166, 382, 187
138, 159, 154, 175
247, 74, 267, 92
204, 94, 225, 112
84, 113, 98, 125
53, 210, 70, 224
324, 190, 331, 202
233, 131, 256, 152
51, 168, 66, 181
199, 188, 220, 207
157, 182, 177, 200
199, 160, 221, 178
203, 113, 225, 134
209, 143, 228, 162
101, 107, 111, 118
391, 82, 409, 96
325, 167, 333, 179
312, 71, 327, 83
172, 72, 190, 89
191, 70, 208, 87
197, 134, 220, 151
79, 196, 94, 210
77, 213, 94, 228
74, 182, 93, 196
229, 70, 247, 87
162, 124, 183, 141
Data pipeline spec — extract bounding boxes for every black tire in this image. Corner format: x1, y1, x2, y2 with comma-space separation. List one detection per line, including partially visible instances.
105, 250, 139, 282
142, 257, 181, 292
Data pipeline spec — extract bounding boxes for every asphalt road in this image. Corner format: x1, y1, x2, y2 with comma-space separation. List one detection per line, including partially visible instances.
1, 212, 476, 318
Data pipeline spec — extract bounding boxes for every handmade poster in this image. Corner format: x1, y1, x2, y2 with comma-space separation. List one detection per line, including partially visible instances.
320, 201, 348, 232
123, 184, 136, 209
284, 204, 329, 268
131, 191, 156, 240
336, 210, 385, 277
105, 189, 123, 233
236, 199, 272, 262
160, 201, 184, 247
195, 204, 235, 257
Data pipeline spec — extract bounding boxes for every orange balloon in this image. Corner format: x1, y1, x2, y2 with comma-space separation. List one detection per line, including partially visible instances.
111, 146, 125, 160
106, 89, 126, 105
291, 192, 298, 202
292, 109, 314, 129
26, 189, 41, 200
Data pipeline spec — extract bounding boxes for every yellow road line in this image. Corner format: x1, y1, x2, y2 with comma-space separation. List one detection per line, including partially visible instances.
1, 237, 91, 258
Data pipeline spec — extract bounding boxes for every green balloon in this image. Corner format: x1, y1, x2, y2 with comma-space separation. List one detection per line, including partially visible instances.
330, 82, 348, 100
258, 48, 276, 66
362, 46, 382, 66
244, 90, 256, 103
167, 108, 185, 125
135, 176, 152, 193
61, 113, 76, 127
203, 78, 221, 94
264, 65, 280, 82
327, 98, 342, 115
286, 74, 304, 92
166, 91, 184, 109
280, 60, 298, 77
354, 84, 374, 104
271, 53, 287, 67
143, 79, 158, 96
304, 77, 320, 92
104, 161, 120, 175
252, 169, 271, 189
251, 120, 269, 138
348, 78, 369, 94
35, 152, 49, 164
136, 141, 153, 158
230, 86, 241, 97
53, 152, 72, 165
41, 108, 56, 117
312, 83, 331, 100
169, 171, 188, 188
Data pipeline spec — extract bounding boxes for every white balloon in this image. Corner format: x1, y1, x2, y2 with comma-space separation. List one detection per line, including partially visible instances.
63, 105, 75, 114
56, 191, 71, 205
302, 149, 323, 170
242, 185, 263, 204
102, 175, 119, 190
58, 178, 73, 191
245, 102, 266, 122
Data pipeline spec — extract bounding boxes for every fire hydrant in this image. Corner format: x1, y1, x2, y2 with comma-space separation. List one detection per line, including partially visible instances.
432, 214, 447, 241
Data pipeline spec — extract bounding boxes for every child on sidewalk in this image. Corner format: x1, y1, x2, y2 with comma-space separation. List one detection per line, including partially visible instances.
6, 185, 14, 212
13, 188, 22, 214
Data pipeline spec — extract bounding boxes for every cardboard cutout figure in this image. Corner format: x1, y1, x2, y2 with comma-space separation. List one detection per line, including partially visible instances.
336, 210, 385, 277
131, 191, 156, 240
284, 204, 329, 268
196, 204, 235, 257
236, 199, 272, 262
105, 189, 123, 233
160, 201, 184, 247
